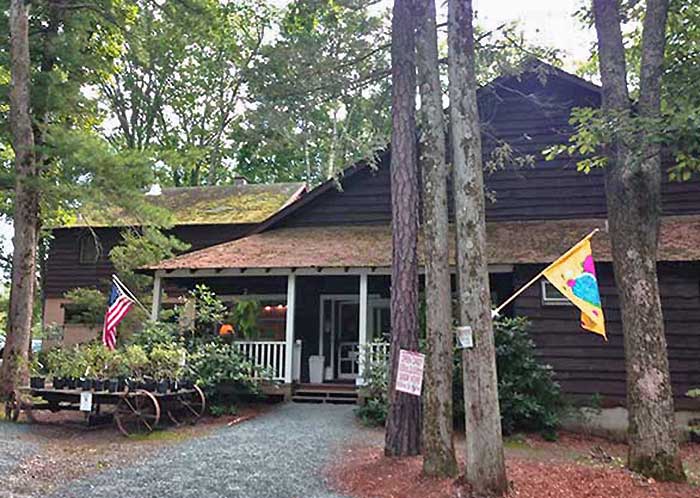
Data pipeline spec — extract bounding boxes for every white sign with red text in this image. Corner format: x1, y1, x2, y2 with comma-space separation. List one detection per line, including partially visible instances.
395, 349, 425, 396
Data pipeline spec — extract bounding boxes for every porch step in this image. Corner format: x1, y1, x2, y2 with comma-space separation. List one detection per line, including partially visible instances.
292, 386, 359, 405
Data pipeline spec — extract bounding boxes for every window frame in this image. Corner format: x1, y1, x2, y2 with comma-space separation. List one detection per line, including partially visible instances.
78, 235, 99, 265
540, 280, 571, 306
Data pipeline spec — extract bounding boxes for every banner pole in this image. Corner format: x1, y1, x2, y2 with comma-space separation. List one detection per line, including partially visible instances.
112, 274, 149, 313
492, 228, 601, 316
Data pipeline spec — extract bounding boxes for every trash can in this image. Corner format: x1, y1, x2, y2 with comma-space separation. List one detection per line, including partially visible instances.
309, 355, 325, 384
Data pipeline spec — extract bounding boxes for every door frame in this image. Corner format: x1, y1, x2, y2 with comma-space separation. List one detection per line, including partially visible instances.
318, 294, 381, 381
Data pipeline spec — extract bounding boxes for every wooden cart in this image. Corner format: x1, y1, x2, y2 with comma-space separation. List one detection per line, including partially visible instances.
5, 385, 206, 437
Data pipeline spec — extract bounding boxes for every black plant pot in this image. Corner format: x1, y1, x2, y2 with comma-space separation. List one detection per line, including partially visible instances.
107, 378, 120, 393
142, 380, 157, 392
94, 379, 106, 392
66, 377, 78, 390
156, 379, 169, 394
52, 377, 66, 390
80, 378, 94, 391
30, 377, 45, 389
180, 379, 193, 390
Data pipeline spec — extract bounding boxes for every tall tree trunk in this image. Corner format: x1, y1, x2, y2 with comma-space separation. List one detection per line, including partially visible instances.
415, 0, 458, 477
2, 0, 39, 398
592, 0, 684, 482
385, 0, 421, 458
449, 0, 507, 494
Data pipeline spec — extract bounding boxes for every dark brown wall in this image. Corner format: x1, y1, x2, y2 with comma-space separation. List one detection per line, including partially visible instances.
513, 262, 700, 409
44, 224, 255, 298
278, 75, 700, 228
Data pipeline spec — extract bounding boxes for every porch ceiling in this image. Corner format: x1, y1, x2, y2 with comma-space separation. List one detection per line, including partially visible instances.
146, 215, 700, 272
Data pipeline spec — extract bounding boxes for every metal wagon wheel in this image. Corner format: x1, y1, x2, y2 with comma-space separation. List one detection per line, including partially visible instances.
4, 393, 20, 422
166, 386, 206, 426
114, 389, 161, 437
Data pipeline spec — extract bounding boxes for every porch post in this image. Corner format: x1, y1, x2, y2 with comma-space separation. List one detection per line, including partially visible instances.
151, 273, 163, 321
357, 272, 368, 384
284, 273, 296, 384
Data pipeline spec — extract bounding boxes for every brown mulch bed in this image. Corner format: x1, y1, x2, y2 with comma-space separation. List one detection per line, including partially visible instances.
327, 437, 700, 498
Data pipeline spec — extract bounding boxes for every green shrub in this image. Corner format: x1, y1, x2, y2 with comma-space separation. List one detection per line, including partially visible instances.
147, 343, 186, 380
187, 341, 263, 398
130, 320, 179, 353
454, 317, 565, 439
358, 317, 566, 438
356, 342, 389, 426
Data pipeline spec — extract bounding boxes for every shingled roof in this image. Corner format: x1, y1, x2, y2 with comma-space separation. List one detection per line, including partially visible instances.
60, 183, 306, 228
147, 215, 700, 271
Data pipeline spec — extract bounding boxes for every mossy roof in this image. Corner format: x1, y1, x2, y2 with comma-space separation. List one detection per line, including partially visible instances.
60, 183, 306, 228
147, 215, 700, 271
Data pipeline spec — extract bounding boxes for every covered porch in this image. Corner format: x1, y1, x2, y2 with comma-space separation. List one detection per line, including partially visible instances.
146, 225, 518, 386
150, 268, 391, 385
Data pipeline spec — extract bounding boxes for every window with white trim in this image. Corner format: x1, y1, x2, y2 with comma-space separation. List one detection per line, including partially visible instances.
541, 280, 570, 306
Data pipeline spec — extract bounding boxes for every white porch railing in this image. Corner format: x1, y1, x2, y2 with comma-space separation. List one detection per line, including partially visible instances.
365, 341, 390, 367
233, 341, 287, 382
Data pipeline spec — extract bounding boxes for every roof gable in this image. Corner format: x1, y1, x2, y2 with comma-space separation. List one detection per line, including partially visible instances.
253, 64, 603, 232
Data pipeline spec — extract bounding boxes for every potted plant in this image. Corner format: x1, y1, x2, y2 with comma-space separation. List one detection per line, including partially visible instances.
29, 355, 46, 389
104, 353, 128, 393
123, 344, 149, 390
45, 347, 76, 390
149, 344, 186, 393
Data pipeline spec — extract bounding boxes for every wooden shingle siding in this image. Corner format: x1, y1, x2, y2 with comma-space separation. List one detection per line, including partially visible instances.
278, 73, 700, 229
44, 224, 255, 298
512, 262, 700, 409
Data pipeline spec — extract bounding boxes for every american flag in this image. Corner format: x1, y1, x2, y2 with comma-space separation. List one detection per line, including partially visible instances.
102, 280, 134, 350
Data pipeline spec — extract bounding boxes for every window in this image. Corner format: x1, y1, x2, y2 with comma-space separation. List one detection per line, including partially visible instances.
79, 236, 99, 264
541, 280, 570, 306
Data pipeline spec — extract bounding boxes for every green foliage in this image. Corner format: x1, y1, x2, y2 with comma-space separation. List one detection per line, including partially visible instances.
556, 0, 700, 180
176, 285, 227, 344
227, 300, 261, 340
358, 318, 565, 438
63, 288, 108, 327
146, 343, 186, 380
129, 320, 178, 354
100, 0, 274, 186
492, 317, 566, 439
209, 403, 239, 417
241, 0, 392, 185
188, 341, 263, 397
110, 227, 190, 297
356, 341, 389, 426
122, 344, 150, 379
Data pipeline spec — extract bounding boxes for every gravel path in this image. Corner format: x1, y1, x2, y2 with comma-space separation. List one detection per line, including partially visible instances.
0, 421, 37, 480
49, 403, 365, 498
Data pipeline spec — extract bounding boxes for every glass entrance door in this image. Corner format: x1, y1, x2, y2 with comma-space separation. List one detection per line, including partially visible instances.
337, 301, 360, 379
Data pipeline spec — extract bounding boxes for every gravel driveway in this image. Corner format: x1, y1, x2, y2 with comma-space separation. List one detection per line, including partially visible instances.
49, 403, 366, 498
0, 421, 37, 479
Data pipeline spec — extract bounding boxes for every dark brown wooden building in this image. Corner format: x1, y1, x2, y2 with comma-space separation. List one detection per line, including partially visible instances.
45, 62, 700, 427
142, 64, 700, 423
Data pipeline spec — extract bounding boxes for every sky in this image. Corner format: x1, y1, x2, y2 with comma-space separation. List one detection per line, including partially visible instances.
0, 0, 596, 260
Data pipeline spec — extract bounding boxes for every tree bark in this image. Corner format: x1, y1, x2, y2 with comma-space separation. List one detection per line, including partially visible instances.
385, 0, 421, 458
592, 0, 684, 482
415, 0, 458, 477
2, 0, 39, 398
448, 0, 507, 494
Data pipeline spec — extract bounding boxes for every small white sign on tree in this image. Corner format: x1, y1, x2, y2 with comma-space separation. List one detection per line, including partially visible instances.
395, 349, 425, 396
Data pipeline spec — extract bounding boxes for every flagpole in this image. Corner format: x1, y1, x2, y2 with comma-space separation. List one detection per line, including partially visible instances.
492, 228, 600, 316
112, 274, 149, 314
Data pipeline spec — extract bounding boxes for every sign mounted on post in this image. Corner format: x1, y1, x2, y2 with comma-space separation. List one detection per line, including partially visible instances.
79, 391, 93, 412
456, 325, 473, 349
395, 349, 425, 396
